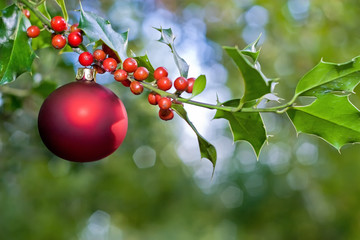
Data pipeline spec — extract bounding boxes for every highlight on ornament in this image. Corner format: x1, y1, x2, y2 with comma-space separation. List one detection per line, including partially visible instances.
38, 68, 128, 162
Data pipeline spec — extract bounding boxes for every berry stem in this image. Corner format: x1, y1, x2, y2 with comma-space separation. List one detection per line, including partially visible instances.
19, 0, 88, 53
18, 0, 51, 26
21, 0, 295, 115
141, 81, 293, 113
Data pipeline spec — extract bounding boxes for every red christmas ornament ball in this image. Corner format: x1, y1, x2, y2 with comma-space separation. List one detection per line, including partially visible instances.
38, 68, 128, 162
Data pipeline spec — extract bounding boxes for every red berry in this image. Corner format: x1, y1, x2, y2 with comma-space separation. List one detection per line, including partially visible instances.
51, 34, 66, 49
93, 64, 105, 74
154, 67, 168, 80
114, 69, 128, 82
27, 25, 40, 38
93, 49, 107, 62
186, 77, 195, 93
158, 97, 172, 110
174, 77, 188, 91
121, 79, 131, 87
22, 9, 30, 19
123, 58, 138, 73
78, 52, 94, 66
103, 58, 118, 72
133, 67, 149, 81
157, 77, 172, 91
70, 23, 81, 33
130, 81, 144, 95
159, 109, 174, 121
155, 94, 162, 103
68, 32, 83, 47
51, 16, 67, 32
148, 92, 159, 105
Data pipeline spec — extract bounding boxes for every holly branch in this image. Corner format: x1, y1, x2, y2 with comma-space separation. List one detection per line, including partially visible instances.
2, 0, 360, 168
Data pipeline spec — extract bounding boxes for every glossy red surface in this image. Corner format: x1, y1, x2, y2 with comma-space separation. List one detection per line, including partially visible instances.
38, 80, 128, 162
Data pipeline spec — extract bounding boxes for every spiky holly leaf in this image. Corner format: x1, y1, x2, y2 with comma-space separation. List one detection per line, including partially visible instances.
288, 94, 360, 150
172, 104, 217, 168
223, 46, 270, 104
287, 57, 360, 149
295, 57, 360, 97
0, 5, 35, 85
154, 27, 189, 78
79, 4, 128, 61
214, 99, 267, 157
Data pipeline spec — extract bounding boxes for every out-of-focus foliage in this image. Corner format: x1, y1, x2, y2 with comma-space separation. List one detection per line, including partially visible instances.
2, 0, 360, 239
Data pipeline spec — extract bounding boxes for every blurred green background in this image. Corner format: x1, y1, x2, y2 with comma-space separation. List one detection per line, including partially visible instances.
2, 0, 360, 239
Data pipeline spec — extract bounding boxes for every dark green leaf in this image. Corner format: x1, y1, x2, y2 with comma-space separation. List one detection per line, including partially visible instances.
287, 94, 360, 150
172, 104, 217, 168
214, 99, 267, 157
223, 46, 270, 103
0, 5, 36, 85
55, 0, 68, 21
191, 75, 206, 98
134, 54, 155, 82
79, 5, 128, 61
295, 57, 360, 97
154, 27, 189, 78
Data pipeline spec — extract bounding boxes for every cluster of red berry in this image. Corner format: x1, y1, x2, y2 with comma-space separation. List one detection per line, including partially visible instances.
147, 68, 195, 121
25, 10, 83, 50
24, 10, 196, 122
78, 48, 195, 121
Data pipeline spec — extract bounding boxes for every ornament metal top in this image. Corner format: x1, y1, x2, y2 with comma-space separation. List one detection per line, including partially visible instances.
76, 68, 97, 82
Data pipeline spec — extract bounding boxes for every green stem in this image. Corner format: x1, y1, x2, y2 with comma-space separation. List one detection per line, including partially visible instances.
141, 81, 295, 113
176, 97, 234, 111
20, 0, 296, 115
18, 0, 51, 26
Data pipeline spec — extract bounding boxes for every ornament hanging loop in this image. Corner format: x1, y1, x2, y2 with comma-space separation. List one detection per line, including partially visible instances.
76, 68, 96, 82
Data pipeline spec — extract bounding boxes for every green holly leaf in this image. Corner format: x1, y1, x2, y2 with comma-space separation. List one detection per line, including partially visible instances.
295, 57, 360, 97
0, 5, 36, 85
54, 0, 68, 22
191, 75, 206, 98
288, 94, 360, 150
79, 4, 128, 61
134, 54, 155, 82
154, 27, 189, 78
214, 99, 267, 157
172, 104, 217, 168
223, 46, 270, 104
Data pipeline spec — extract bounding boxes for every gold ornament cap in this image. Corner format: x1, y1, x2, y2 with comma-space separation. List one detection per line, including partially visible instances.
76, 68, 96, 82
